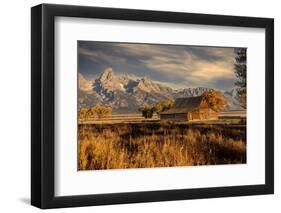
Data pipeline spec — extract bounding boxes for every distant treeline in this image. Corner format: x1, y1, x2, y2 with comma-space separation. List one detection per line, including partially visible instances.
79, 105, 112, 120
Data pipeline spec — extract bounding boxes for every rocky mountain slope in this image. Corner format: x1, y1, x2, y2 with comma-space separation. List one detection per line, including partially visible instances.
78, 68, 243, 113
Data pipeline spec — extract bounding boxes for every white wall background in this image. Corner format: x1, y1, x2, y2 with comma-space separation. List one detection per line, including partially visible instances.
0, 0, 279, 212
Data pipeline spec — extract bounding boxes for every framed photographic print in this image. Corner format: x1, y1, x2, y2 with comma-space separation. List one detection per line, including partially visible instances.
31, 4, 274, 209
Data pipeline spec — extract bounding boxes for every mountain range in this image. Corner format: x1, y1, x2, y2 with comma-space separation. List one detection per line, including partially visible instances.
78, 68, 243, 113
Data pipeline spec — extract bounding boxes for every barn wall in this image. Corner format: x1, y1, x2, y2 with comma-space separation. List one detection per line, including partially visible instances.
198, 108, 218, 120
160, 114, 172, 119
160, 113, 187, 121
189, 108, 219, 120
160, 108, 219, 121
191, 110, 201, 120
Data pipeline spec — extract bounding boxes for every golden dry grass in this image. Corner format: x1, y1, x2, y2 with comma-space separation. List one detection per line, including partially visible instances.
78, 123, 246, 170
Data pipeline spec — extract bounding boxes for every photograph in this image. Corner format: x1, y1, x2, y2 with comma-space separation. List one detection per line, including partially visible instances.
28, 2, 274, 209
77, 41, 247, 171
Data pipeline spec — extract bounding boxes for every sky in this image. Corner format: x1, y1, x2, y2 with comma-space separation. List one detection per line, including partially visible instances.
78, 41, 245, 91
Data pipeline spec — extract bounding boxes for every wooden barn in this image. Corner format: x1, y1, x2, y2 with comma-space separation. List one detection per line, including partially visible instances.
160, 96, 218, 121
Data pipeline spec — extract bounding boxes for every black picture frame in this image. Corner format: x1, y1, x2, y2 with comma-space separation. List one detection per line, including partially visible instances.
31, 3, 274, 209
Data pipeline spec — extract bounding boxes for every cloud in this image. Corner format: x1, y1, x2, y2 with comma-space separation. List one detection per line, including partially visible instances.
78, 41, 241, 91
79, 47, 127, 65
78, 72, 93, 93
140, 45, 235, 83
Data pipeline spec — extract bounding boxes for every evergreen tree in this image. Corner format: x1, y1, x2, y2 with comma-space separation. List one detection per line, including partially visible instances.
234, 48, 247, 109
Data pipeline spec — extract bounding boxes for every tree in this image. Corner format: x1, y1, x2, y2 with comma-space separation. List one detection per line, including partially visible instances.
92, 105, 112, 119
79, 108, 88, 120
154, 99, 174, 116
87, 108, 96, 119
202, 90, 228, 112
139, 104, 155, 118
234, 48, 247, 109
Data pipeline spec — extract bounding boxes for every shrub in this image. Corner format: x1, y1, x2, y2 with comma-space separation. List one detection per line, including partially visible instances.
78, 108, 88, 120
92, 105, 112, 119
240, 118, 247, 125
79, 105, 112, 120
154, 99, 174, 115
139, 105, 155, 118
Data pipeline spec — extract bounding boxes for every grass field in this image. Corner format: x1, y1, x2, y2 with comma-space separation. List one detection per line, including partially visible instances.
78, 122, 246, 170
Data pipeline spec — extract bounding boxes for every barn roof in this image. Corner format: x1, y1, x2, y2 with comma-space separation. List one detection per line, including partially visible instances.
160, 96, 203, 114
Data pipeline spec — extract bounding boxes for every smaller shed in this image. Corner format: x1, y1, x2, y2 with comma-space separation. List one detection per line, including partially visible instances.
160, 96, 218, 121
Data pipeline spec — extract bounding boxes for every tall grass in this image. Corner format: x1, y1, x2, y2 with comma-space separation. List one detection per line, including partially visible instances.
78, 123, 246, 170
